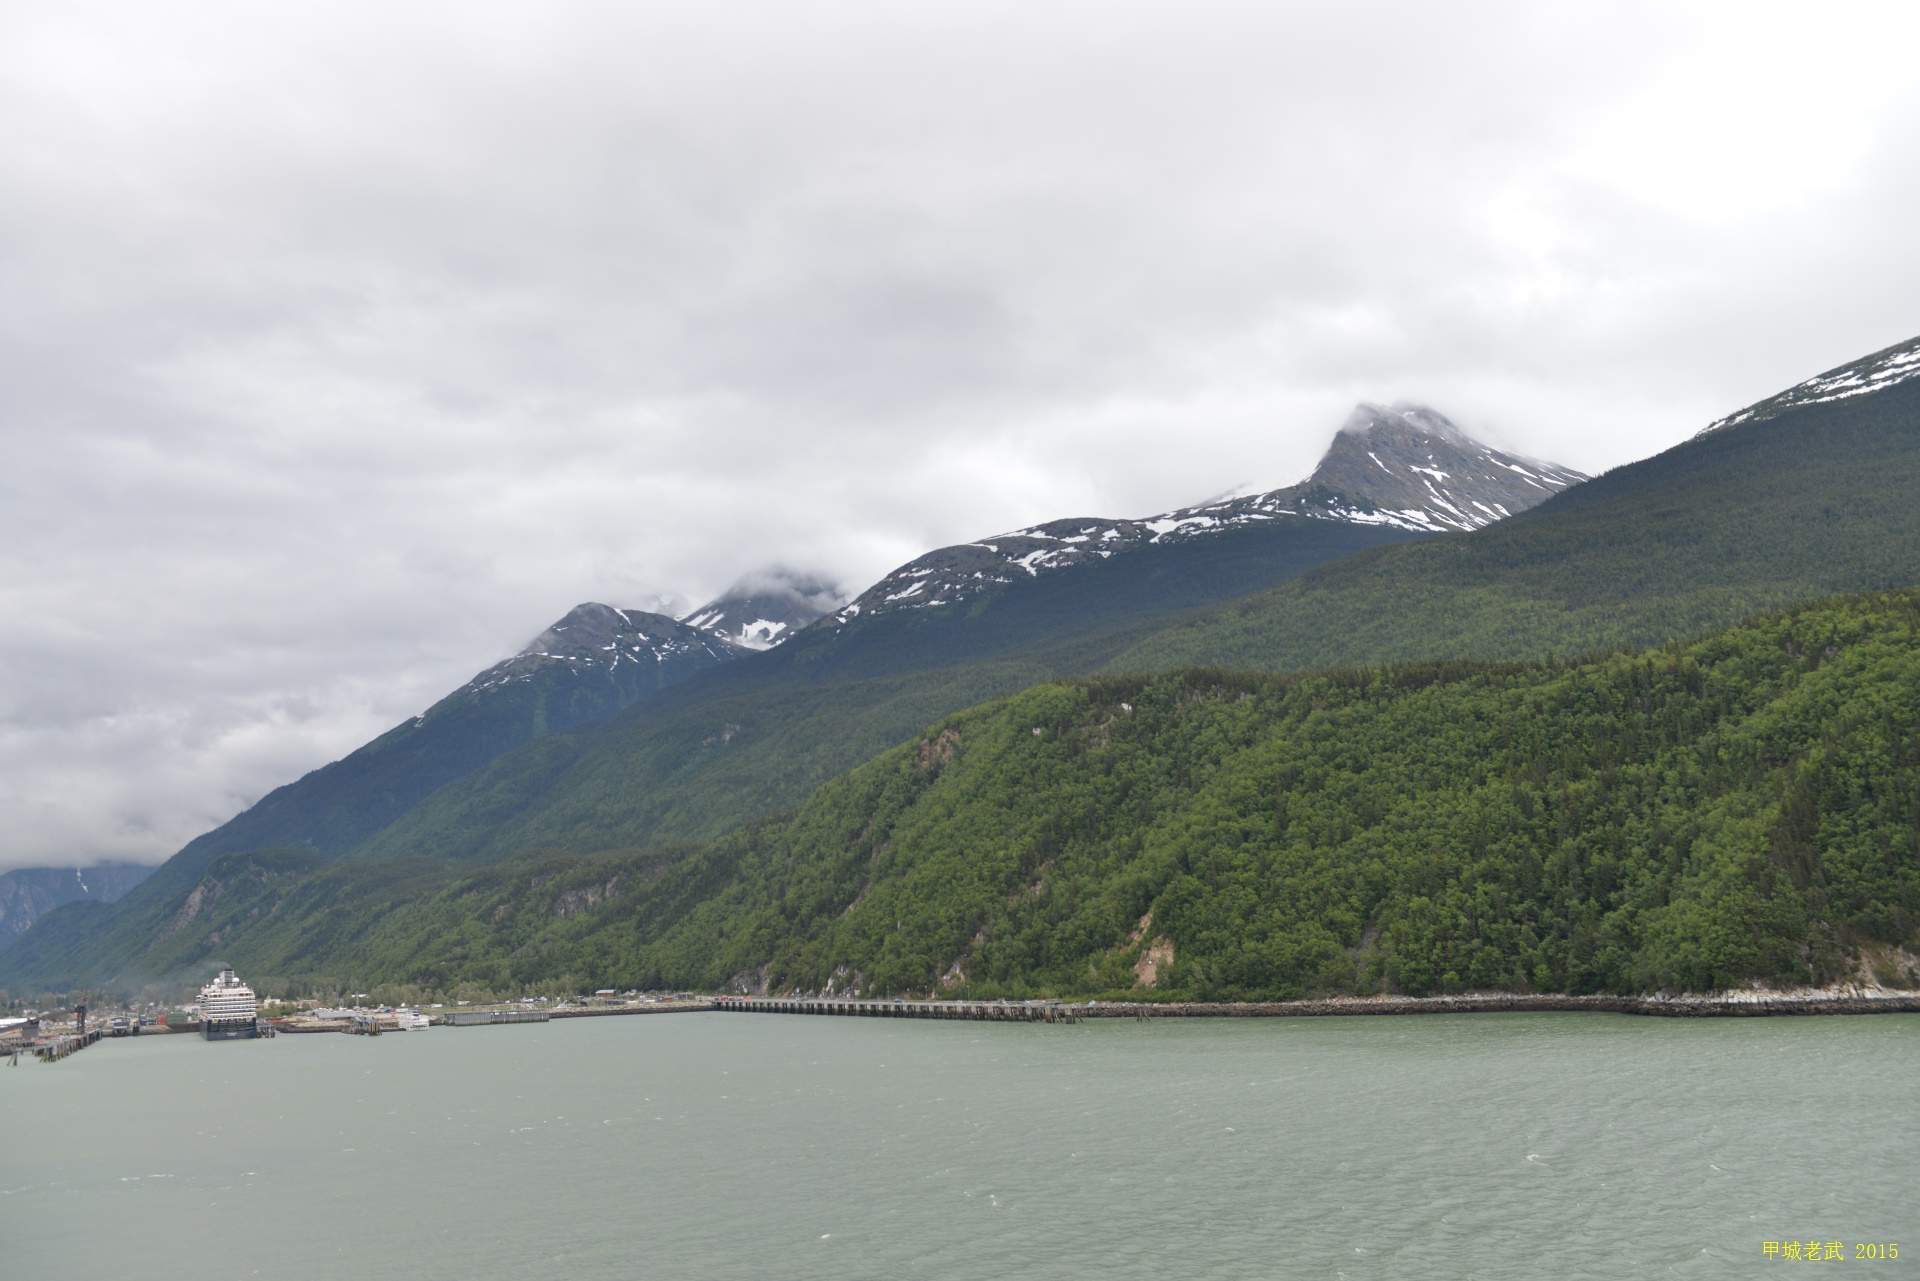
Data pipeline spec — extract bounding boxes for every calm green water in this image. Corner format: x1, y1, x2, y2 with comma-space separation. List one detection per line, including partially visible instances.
3, 1012, 1914, 1280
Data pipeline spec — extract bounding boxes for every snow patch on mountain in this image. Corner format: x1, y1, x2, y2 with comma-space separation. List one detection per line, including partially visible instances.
463, 603, 734, 694
680, 568, 844, 651
1701, 334, 1920, 436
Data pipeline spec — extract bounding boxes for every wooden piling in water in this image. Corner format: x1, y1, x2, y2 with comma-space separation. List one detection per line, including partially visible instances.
31, 1027, 104, 1063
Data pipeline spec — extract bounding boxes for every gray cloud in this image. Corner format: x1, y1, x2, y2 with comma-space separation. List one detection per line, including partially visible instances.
2, 1, 1917, 868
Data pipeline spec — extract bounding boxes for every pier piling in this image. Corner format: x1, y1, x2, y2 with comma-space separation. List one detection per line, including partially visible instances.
712, 997, 1079, 1024
30, 1027, 103, 1063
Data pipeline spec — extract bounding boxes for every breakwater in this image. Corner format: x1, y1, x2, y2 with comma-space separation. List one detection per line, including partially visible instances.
548, 999, 709, 1020
445, 1009, 549, 1027
712, 990, 1920, 1022
1076, 991, 1920, 1019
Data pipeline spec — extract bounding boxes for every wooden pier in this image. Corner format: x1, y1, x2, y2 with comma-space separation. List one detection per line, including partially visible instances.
713, 997, 1079, 1023
31, 1028, 104, 1063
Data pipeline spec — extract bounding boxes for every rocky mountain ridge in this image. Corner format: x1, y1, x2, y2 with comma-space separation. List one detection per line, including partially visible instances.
464, 405, 1575, 684
460, 575, 845, 697
823, 404, 1585, 631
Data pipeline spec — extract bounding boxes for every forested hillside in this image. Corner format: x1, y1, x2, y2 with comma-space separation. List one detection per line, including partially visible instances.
345, 516, 1422, 864
14, 591, 1916, 999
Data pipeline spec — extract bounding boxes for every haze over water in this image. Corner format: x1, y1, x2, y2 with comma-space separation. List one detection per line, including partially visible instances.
4, 1013, 1915, 1280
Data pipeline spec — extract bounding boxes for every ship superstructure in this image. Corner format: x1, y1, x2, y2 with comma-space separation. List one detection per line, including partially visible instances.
197, 968, 260, 1041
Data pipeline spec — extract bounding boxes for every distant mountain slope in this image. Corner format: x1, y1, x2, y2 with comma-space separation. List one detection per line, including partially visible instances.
1114, 336, 1920, 675
15, 590, 1917, 998
0, 864, 152, 949
0, 847, 461, 992
123, 604, 737, 907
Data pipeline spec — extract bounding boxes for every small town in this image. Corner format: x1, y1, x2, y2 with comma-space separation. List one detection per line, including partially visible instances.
3, 971, 725, 1063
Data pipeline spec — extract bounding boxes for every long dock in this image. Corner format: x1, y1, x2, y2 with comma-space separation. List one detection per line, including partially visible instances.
714, 996, 1078, 1023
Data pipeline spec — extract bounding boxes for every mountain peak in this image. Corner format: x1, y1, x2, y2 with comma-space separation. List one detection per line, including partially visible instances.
681, 568, 843, 650
1337, 401, 1475, 448
1305, 403, 1586, 531
462, 602, 734, 696
531, 602, 638, 646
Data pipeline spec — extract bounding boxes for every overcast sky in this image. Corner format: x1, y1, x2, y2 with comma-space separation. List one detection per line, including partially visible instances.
2, 2, 1917, 871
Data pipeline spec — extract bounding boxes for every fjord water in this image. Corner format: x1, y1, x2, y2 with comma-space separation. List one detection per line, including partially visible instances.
4, 1014, 1914, 1280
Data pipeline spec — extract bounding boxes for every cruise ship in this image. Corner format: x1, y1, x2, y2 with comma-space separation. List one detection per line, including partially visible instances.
197, 968, 260, 1040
